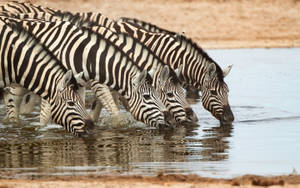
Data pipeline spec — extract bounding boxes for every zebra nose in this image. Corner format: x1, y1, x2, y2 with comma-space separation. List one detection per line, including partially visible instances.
221, 105, 234, 125
84, 119, 95, 133
163, 111, 176, 126
185, 107, 198, 122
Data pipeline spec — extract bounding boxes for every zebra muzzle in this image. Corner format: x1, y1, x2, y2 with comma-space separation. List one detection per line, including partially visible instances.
185, 107, 198, 123
162, 111, 176, 127
220, 105, 234, 125
84, 119, 95, 133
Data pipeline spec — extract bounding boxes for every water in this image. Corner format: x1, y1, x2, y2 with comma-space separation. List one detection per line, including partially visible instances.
0, 48, 300, 179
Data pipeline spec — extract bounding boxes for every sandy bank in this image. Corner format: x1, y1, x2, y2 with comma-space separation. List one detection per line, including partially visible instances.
1, 174, 300, 188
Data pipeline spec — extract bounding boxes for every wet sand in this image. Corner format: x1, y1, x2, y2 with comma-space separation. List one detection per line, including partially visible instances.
0, 0, 300, 187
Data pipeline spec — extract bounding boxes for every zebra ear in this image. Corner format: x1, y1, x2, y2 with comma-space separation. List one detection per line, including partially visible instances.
74, 72, 87, 87
205, 63, 216, 81
133, 70, 147, 88
223, 64, 233, 78
159, 65, 170, 82
61, 70, 73, 87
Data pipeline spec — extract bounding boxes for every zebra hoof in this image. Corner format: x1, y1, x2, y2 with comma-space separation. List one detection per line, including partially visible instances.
2, 116, 20, 125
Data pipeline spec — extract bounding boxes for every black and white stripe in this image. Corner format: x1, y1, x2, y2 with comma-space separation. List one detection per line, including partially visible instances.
111, 20, 234, 125
0, 17, 93, 135
1, 17, 170, 127
0, 1, 234, 124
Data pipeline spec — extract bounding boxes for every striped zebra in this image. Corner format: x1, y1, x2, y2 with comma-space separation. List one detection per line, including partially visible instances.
1, 16, 171, 128
0, 9, 127, 124
111, 23, 234, 124
90, 25, 197, 124
0, 2, 137, 123
117, 17, 202, 98
1, 1, 234, 125
0, 17, 93, 136
0, 10, 198, 125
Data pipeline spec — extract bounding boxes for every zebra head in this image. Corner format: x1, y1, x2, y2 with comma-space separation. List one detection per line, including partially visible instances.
153, 65, 198, 124
128, 70, 174, 128
201, 63, 234, 125
50, 70, 94, 136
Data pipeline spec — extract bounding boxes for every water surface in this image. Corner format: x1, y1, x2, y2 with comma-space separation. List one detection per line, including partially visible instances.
0, 48, 299, 179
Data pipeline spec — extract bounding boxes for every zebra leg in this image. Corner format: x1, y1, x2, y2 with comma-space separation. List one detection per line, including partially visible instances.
19, 92, 39, 115
90, 81, 121, 122
119, 95, 130, 111
40, 98, 52, 126
90, 99, 103, 122
90, 90, 120, 122
3, 86, 28, 124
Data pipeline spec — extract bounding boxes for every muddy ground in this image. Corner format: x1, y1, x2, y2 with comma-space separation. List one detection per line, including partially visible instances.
0, 0, 300, 187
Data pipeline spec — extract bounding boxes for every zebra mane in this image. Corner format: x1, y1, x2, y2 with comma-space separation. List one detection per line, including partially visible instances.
120, 17, 177, 35
52, 10, 95, 28
4, 19, 80, 90
175, 34, 225, 83
120, 17, 224, 82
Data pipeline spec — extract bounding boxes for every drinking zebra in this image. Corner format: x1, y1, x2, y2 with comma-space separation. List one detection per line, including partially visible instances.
0, 10, 197, 125
111, 21, 234, 125
0, 17, 93, 136
1, 16, 171, 128
1, 1, 234, 125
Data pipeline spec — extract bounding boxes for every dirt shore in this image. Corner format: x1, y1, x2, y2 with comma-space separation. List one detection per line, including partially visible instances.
0, 0, 300, 187
1, 174, 300, 188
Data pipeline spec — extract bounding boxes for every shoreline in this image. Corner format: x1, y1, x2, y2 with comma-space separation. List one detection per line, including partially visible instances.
1, 174, 300, 188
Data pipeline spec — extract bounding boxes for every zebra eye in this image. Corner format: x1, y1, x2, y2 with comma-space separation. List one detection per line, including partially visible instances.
143, 94, 151, 100
67, 101, 75, 106
210, 90, 217, 95
167, 92, 174, 98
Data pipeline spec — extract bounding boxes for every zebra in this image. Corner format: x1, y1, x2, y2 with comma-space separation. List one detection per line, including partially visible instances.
0, 17, 93, 136
118, 17, 200, 99
90, 25, 198, 124
111, 23, 235, 124
0, 10, 198, 125
0, 2, 138, 123
0, 1, 234, 125
1, 16, 172, 128
0, 10, 127, 124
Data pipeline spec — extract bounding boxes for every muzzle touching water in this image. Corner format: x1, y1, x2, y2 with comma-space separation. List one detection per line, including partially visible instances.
185, 107, 198, 123
77, 119, 95, 136
157, 111, 176, 129
220, 105, 234, 125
